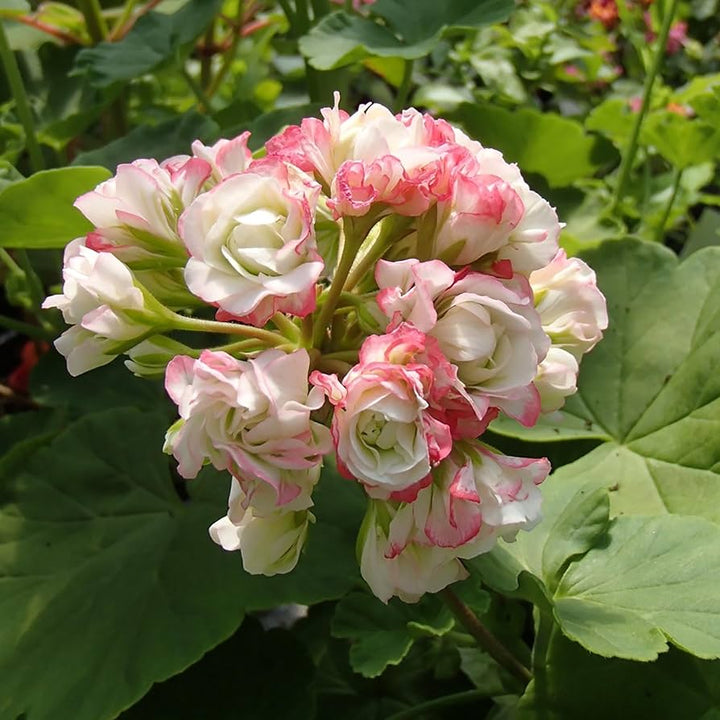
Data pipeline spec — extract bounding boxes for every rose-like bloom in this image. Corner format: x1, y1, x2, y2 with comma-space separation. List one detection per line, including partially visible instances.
357, 499, 467, 603
328, 155, 432, 219
76, 157, 211, 263
441, 143, 561, 273
414, 442, 549, 555
180, 160, 324, 326
376, 259, 550, 426
190, 132, 253, 184
311, 324, 491, 500
209, 478, 312, 575
164, 348, 331, 512
42, 239, 161, 375
431, 173, 525, 265
529, 249, 608, 360
534, 347, 579, 413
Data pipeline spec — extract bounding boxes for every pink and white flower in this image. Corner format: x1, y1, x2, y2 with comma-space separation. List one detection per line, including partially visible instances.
76, 157, 211, 263
357, 499, 467, 603
376, 259, 550, 425
164, 348, 332, 512
190, 132, 253, 184
180, 160, 324, 326
415, 442, 549, 556
311, 324, 493, 501
209, 478, 312, 575
529, 249, 608, 359
534, 347, 580, 413
42, 239, 161, 375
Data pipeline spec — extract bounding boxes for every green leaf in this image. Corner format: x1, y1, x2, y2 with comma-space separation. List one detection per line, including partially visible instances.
72, 112, 220, 169
332, 592, 454, 677
683, 208, 720, 258
119, 618, 316, 719
559, 240, 720, 520
300, 0, 514, 70
449, 103, 617, 187
73, 0, 223, 87
554, 515, 720, 660
585, 98, 636, 150
0, 166, 111, 248
370, 0, 515, 46
641, 113, 720, 168
0, 407, 362, 720
299, 12, 426, 70
30, 352, 165, 416
519, 637, 720, 719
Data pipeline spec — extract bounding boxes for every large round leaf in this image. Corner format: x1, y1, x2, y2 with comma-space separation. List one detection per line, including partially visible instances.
0, 407, 362, 720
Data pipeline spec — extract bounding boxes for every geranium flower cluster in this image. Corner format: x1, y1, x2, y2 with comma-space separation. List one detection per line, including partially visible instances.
44, 95, 607, 603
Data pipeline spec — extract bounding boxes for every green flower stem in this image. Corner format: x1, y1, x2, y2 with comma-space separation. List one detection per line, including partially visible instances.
109, 0, 140, 39
386, 689, 490, 720
169, 314, 288, 346
440, 587, 532, 686
77, 0, 110, 43
310, 0, 331, 18
394, 59, 414, 113
0, 21, 44, 173
272, 311, 301, 340
611, 0, 680, 213
207, 0, 244, 98
343, 215, 414, 292
322, 349, 359, 363
655, 166, 683, 243
531, 608, 555, 720
312, 218, 372, 349
180, 65, 213, 112
0, 313, 54, 341
278, 0, 297, 27
210, 338, 270, 355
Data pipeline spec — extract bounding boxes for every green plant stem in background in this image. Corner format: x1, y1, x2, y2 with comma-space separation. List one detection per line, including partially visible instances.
655, 167, 683, 242
394, 59, 414, 112
77, 0, 110, 43
109, 0, 140, 40
530, 608, 555, 720
440, 588, 532, 686
200, 19, 216, 91
386, 689, 490, 720
611, 0, 680, 212
0, 313, 54, 341
0, 22, 44, 173
207, 0, 244, 98
180, 65, 213, 112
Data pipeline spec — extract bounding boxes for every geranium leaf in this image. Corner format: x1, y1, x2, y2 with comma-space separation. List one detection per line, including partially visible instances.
0, 166, 111, 248
0, 407, 361, 720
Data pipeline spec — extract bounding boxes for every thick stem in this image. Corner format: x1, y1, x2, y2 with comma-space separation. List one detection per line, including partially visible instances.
394, 59, 414, 113
440, 587, 532, 686
311, 218, 371, 349
655, 166, 682, 242
0, 21, 44, 172
611, 0, 680, 212
77, 0, 109, 43
531, 608, 555, 720
169, 313, 287, 346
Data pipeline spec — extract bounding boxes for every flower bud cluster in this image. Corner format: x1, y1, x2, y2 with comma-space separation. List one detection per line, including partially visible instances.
45, 95, 607, 602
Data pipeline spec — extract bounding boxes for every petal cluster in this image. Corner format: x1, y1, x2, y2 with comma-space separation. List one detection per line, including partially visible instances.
47, 95, 608, 603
